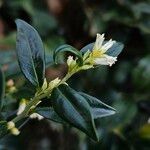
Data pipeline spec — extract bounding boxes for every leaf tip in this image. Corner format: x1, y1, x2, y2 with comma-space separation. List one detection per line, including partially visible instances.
15, 19, 22, 26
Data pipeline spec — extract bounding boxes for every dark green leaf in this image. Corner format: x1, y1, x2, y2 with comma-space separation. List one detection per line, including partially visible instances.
106, 42, 124, 57
0, 68, 5, 110
80, 42, 94, 53
79, 92, 116, 119
81, 41, 124, 57
0, 121, 7, 139
51, 84, 98, 141
15, 19, 45, 87
53, 44, 83, 65
36, 107, 66, 124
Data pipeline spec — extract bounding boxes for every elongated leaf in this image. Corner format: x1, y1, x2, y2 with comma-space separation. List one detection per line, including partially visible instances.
15, 19, 45, 87
0, 68, 5, 110
53, 44, 83, 64
36, 107, 66, 124
106, 42, 124, 57
79, 92, 116, 119
51, 84, 98, 141
0, 121, 7, 139
80, 42, 94, 53
81, 41, 124, 57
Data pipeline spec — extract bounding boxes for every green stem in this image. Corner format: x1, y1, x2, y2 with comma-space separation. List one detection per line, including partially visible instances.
11, 72, 74, 124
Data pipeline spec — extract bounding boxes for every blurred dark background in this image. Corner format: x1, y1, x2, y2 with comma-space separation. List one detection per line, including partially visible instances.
0, 0, 150, 150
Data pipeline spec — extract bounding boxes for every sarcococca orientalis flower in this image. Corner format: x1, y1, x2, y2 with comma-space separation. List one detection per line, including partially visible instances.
90, 33, 117, 66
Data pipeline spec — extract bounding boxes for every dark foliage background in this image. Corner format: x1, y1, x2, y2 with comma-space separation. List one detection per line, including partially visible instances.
0, 0, 150, 149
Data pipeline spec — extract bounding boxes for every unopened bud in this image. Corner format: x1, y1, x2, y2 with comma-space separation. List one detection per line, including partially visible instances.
9, 87, 17, 93
17, 99, 28, 115
11, 127, 20, 135
30, 113, 44, 120
6, 79, 14, 87
7, 121, 15, 130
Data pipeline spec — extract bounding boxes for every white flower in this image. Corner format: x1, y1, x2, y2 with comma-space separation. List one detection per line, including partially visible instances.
17, 99, 27, 115
30, 113, 44, 120
93, 33, 105, 51
90, 33, 117, 66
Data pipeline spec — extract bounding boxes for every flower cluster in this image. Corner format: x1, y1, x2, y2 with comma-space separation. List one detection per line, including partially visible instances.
67, 33, 117, 72
7, 121, 20, 136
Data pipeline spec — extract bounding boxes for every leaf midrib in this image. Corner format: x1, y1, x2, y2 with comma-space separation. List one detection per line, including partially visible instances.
20, 27, 39, 87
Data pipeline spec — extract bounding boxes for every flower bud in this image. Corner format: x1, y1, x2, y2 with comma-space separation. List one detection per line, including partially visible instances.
11, 127, 20, 135
67, 56, 77, 72
17, 99, 28, 115
30, 113, 44, 120
9, 86, 17, 93
7, 121, 15, 130
6, 79, 14, 87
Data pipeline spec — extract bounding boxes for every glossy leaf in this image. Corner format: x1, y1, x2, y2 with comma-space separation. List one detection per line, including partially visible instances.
51, 84, 98, 141
36, 107, 65, 124
15, 19, 45, 87
80, 42, 94, 53
106, 42, 124, 57
0, 121, 7, 139
81, 41, 124, 57
53, 44, 83, 64
79, 92, 116, 119
0, 68, 5, 110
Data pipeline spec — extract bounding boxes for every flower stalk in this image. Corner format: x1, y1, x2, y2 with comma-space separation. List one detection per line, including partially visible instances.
11, 71, 75, 124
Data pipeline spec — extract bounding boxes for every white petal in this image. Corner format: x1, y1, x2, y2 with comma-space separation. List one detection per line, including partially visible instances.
101, 39, 116, 53
94, 33, 105, 50
94, 55, 117, 66
94, 57, 110, 65
105, 55, 117, 66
